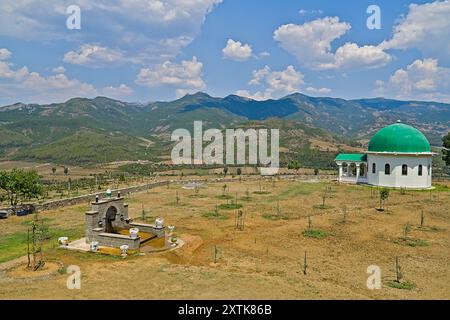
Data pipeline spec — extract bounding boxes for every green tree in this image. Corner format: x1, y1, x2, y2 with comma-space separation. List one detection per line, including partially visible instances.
0, 169, 43, 207
288, 160, 300, 173
443, 132, 450, 166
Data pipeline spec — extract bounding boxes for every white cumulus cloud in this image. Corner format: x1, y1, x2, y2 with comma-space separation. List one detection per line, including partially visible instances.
222, 39, 253, 61
0, 0, 222, 65
63, 44, 125, 67
380, 1, 450, 61
332, 43, 392, 70
237, 65, 304, 100
0, 48, 12, 60
274, 17, 391, 70
101, 84, 134, 99
305, 87, 331, 94
0, 49, 135, 104
135, 56, 206, 98
0, 59, 97, 103
375, 58, 450, 103
52, 66, 66, 74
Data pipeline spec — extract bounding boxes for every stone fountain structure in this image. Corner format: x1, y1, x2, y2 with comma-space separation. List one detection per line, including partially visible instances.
84, 192, 165, 251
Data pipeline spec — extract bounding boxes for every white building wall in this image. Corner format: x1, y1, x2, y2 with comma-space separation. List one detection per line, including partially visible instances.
367, 154, 432, 189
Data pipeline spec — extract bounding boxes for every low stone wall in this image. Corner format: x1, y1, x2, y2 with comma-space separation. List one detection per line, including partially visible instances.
129, 222, 165, 238
37, 180, 170, 211
94, 232, 141, 250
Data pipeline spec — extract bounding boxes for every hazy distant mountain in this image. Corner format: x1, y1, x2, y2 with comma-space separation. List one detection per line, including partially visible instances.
0, 92, 448, 165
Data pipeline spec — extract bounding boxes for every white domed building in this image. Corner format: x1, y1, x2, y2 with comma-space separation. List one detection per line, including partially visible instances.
335, 121, 435, 189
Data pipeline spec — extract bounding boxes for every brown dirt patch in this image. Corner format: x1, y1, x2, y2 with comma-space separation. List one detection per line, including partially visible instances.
7, 261, 61, 280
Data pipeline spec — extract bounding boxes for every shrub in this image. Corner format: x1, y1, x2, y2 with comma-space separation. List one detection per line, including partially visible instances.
302, 229, 328, 239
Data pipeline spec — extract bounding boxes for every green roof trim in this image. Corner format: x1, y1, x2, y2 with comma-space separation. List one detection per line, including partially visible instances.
368, 122, 431, 153
335, 153, 367, 162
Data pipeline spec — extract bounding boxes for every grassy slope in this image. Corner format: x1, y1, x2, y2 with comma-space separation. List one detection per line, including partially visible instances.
12, 129, 153, 165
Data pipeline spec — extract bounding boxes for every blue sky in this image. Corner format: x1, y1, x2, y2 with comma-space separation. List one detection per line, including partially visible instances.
0, 0, 449, 105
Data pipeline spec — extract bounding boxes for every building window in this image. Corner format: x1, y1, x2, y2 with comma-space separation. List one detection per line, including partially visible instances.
428, 164, 431, 176
385, 164, 390, 175
402, 164, 408, 176
359, 163, 367, 177
418, 165, 423, 176
372, 163, 376, 174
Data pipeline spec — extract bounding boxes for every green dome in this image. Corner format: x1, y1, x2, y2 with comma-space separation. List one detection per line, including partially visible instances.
368, 122, 431, 153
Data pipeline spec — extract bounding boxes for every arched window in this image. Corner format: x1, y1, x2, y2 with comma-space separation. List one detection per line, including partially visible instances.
360, 163, 366, 177
372, 163, 376, 174
402, 164, 408, 176
342, 162, 348, 174
349, 163, 357, 176
385, 164, 390, 175
428, 164, 431, 176
418, 165, 423, 176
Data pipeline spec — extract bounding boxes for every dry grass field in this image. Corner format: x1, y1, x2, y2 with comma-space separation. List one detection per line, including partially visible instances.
0, 161, 107, 181
0, 179, 449, 300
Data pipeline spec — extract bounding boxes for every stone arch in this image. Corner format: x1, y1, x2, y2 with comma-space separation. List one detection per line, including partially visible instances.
105, 206, 118, 233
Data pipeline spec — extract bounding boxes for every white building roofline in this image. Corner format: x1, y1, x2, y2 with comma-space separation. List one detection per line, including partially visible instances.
365, 151, 436, 156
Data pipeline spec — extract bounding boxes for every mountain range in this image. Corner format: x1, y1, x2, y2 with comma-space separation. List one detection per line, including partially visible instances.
0, 92, 448, 167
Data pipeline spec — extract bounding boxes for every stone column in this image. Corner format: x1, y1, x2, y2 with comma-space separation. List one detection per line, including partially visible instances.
85, 210, 99, 242
356, 163, 361, 181
338, 164, 343, 182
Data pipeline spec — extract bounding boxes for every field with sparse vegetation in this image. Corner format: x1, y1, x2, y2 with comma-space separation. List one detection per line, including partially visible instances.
0, 178, 449, 299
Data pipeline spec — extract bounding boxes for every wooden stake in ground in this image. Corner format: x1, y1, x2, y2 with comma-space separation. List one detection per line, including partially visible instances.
235, 210, 245, 231
213, 245, 219, 263
32, 222, 36, 268
141, 204, 146, 222
307, 215, 312, 231
38, 228, 44, 268
395, 256, 403, 283
420, 210, 425, 227
303, 251, 308, 275
403, 223, 411, 240
27, 228, 31, 268
379, 189, 389, 211
321, 192, 327, 208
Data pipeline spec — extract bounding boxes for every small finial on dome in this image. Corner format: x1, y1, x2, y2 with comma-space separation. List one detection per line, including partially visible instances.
396, 119, 401, 123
